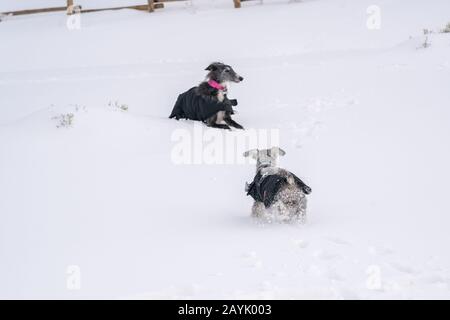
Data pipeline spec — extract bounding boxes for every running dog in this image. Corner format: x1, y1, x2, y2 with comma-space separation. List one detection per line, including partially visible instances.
244, 147, 312, 223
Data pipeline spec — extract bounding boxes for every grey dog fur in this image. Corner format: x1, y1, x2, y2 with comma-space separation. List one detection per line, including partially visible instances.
243, 147, 308, 223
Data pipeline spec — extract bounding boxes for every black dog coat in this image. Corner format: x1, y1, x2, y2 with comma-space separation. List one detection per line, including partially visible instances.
169, 87, 234, 121
246, 171, 312, 208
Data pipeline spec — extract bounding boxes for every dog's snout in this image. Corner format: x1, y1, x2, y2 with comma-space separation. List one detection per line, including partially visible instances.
238, 76, 244, 82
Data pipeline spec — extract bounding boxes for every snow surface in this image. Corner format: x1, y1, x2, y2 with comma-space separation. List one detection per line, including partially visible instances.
1, 0, 450, 299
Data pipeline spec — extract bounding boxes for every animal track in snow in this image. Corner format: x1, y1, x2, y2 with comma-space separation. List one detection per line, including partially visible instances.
289, 94, 359, 148
368, 246, 395, 256
242, 251, 257, 259
242, 251, 263, 269
292, 239, 309, 249
419, 274, 450, 287
325, 268, 345, 282
388, 262, 418, 275
324, 236, 351, 246
313, 250, 342, 261
208, 272, 224, 277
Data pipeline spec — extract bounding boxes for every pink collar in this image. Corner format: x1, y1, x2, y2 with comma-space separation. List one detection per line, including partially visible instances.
208, 80, 226, 91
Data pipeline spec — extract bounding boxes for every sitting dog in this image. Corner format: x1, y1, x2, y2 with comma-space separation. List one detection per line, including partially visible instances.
169, 62, 244, 130
244, 147, 312, 223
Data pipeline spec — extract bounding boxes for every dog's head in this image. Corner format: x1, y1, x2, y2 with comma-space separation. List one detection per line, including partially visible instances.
205, 62, 244, 84
243, 147, 286, 169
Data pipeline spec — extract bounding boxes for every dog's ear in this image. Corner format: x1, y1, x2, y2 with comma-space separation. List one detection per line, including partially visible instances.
270, 147, 286, 158
205, 63, 218, 71
243, 149, 259, 160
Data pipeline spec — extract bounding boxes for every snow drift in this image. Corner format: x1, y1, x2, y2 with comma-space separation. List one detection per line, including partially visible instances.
1, 0, 450, 299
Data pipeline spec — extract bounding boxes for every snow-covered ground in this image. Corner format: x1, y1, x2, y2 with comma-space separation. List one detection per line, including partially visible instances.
1, 0, 450, 299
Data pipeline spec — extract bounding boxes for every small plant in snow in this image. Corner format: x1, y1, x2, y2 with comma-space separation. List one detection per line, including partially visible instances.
52, 113, 75, 128
108, 101, 129, 112
73, 104, 87, 112
420, 36, 431, 49
441, 22, 450, 33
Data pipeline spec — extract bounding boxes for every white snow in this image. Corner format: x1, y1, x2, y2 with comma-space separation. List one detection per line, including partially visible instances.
1, 0, 450, 299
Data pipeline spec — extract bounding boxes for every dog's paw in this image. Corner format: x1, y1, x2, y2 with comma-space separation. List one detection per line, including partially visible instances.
303, 186, 312, 194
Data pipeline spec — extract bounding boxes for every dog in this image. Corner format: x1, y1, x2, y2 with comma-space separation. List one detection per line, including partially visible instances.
244, 147, 312, 223
169, 62, 244, 130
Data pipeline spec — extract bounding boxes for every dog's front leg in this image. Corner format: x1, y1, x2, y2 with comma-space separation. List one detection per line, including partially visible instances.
208, 123, 231, 130
252, 201, 265, 218
205, 116, 231, 130
227, 98, 238, 107
224, 113, 244, 129
223, 93, 238, 105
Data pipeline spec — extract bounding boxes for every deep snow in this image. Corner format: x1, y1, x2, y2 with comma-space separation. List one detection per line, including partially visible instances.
1, 0, 450, 299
